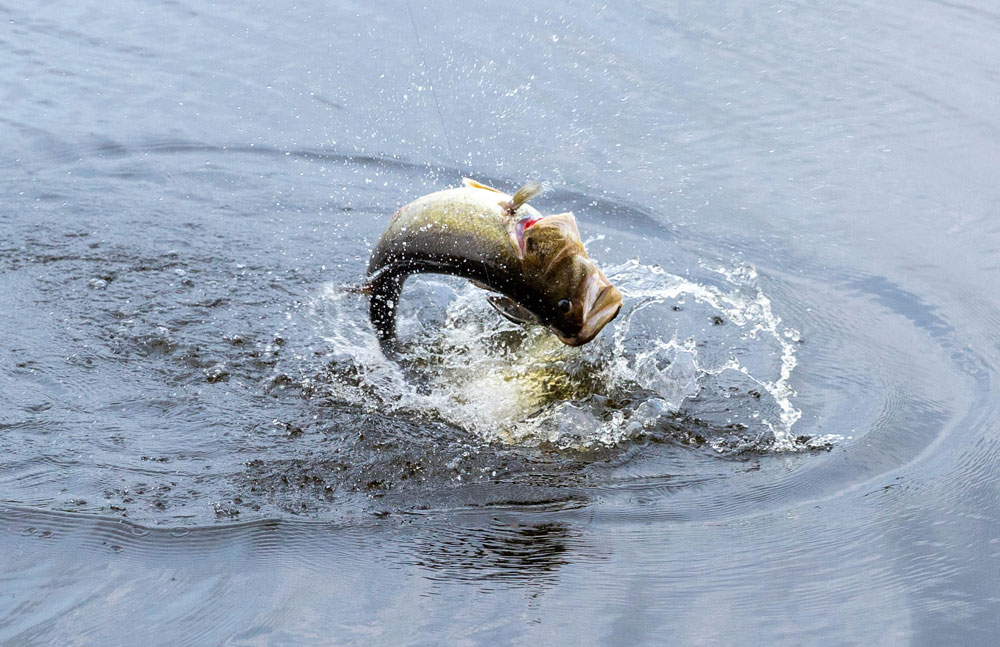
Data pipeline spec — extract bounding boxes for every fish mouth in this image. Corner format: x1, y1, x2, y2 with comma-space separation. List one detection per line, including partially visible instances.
556, 270, 623, 346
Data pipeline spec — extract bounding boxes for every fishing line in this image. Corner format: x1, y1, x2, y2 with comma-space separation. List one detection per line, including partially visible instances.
405, 1, 458, 167
405, 4, 513, 308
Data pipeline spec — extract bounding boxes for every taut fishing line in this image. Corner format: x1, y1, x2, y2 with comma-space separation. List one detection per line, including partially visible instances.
405, 1, 458, 167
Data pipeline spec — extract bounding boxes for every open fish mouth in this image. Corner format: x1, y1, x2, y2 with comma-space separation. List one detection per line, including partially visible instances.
557, 270, 623, 346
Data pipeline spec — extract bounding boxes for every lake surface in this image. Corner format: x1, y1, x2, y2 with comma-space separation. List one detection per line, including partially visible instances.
3, 1, 999, 644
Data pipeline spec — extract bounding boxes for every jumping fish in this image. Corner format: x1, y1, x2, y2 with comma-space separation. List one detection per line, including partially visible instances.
365, 178, 622, 355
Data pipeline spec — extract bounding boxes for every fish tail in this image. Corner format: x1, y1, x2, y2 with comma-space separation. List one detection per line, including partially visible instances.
340, 282, 373, 296
367, 273, 405, 355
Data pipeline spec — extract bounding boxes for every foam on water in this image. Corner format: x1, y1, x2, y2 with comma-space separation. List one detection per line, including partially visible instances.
310, 259, 842, 453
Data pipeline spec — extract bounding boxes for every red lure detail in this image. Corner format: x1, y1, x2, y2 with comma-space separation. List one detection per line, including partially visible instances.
515, 216, 543, 255
516, 216, 542, 241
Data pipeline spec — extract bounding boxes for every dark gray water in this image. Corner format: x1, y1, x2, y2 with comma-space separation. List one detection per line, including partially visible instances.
3, 1, 999, 644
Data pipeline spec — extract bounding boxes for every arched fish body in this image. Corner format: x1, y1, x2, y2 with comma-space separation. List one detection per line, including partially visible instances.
366, 178, 622, 355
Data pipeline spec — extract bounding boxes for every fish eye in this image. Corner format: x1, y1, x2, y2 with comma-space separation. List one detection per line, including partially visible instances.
558, 299, 572, 313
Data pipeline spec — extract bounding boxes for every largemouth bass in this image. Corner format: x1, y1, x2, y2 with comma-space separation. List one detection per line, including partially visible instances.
366, 178, 622, 355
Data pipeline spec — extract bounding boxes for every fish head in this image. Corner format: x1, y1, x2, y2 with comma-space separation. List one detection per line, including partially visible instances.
515, 212, 623, 346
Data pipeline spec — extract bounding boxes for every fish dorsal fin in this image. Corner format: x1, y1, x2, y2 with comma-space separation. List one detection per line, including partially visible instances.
502, 180, 543, 216
511, 181, 543, 210
462, 177, 502, 192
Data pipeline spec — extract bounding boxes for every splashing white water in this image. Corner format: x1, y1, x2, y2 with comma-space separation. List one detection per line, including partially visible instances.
308, 259, 841, 453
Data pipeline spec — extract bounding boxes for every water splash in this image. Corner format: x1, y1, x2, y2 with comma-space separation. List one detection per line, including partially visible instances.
307, 259, 841, 453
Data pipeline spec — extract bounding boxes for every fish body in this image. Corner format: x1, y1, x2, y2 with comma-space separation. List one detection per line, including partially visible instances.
366, 179, 621, 355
